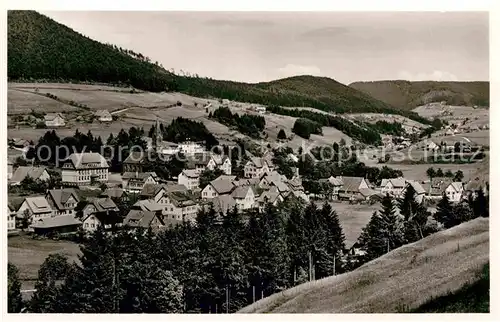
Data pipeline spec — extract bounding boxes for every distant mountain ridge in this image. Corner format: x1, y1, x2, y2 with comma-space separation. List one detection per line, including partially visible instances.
8, 10, 430, 123
349, 80, 489, 110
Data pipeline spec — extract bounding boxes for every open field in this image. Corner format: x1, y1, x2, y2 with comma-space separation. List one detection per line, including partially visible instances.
8, 88, 79, 114
314, 201, 378, 248
413, 104, 489, 127
8, 234, 81, 281
345, 113, 427, 129
8, 83, 357, 151
433, 130, 490, 147
239, 217, 489, 313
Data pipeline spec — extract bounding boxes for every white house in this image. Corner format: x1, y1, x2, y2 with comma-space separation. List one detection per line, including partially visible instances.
201, 178, 236, 200
8, 203, 17, 231
163, 191, 200, 223
255, 106, 266, 114
178, 169, 200, 191
95, 110, 113, 122
44, 113, 66, 127
17, 196, 53, 222
207, 155, 232, 175
61, 152, 109, 186
244, 157, 270, 178
380, 178, 407, 198
445, 182, 464, 203
231, 186, 256, 211
45, 188, 80, 216
178, 141, 205, 156
327, 176, 343, 199
7, 160, 13, 180
10, 166, 51, 186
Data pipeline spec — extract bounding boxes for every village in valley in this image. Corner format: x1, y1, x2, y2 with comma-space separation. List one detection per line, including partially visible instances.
7, 89, 490, 263
6, 10, 490, 314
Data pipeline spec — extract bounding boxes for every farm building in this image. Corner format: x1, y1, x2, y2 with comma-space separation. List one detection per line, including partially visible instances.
44, 113, 66, 127
31, 215, 82, 236
95, 109, 113, 122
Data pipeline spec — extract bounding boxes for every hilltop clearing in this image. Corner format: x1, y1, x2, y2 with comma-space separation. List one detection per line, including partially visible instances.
239, 217, 489, 313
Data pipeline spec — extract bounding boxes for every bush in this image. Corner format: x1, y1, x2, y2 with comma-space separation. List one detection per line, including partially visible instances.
35, 122, 47, 129
292, 118, 322, 139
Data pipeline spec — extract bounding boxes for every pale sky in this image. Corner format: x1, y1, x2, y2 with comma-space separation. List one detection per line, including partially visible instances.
42, 11, 489, 85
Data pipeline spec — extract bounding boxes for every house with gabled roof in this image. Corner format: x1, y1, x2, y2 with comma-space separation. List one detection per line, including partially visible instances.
258, 188, 284, 211
82, 197, 120, 232
44, 113, 66, 127
207, 154, 232, 175
164, 191, 200, 223
31, 215, 82, 236
123, 151, 147, 173
244, 157, 271, 178
201, 178, 236, 200
211, 195, 237, 215
422, 179, 454, 200
17, 196, 53, 222
445, 182, 464, 203
61, 152, 109, 186
10, 166, 51, 186
337, 176, 369, 201
402, 180, 426, 203
140, 184, 167, 203
95, 109, 113, 122
380, 177, 407, 198
45, 188, 80, 216
231, 186, 256, 211
122, 172, 159, 193
123, 210, 167, 233
178, 169, 200, 191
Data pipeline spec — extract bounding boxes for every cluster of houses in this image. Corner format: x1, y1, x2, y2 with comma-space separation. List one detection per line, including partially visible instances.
6, 127, 486, 236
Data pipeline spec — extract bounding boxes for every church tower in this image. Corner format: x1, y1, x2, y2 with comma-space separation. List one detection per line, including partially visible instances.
154, 117, 162, 153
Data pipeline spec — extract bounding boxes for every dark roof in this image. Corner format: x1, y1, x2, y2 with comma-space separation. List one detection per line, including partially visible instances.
210, 179, 235, 195
46, 188, 80, 211
167, 191, 197, 207
124, 210, 165, 229
86, 197, 119, 212
140, 184, 166, 198
340, 176, 365, 193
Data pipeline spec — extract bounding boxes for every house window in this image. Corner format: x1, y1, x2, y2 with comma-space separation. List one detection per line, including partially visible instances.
91, 224, 95, 228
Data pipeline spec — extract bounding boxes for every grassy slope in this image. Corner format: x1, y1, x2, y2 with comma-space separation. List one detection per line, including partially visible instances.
349, 80, 489, 110
411, 263, 489, 313
8, 10, 426, 121
238, 217, 489, 313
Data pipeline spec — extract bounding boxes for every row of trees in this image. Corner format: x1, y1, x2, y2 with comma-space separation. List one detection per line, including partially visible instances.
426, 167, 464, 182
8, 201, 348, 313
358, 186, 489, 262
209, 106, 266, 139
292, 118, 323, 139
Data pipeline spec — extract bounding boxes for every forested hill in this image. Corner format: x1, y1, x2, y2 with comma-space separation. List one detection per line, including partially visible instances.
8, 10, 429, 124
349, 80, 490, 110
